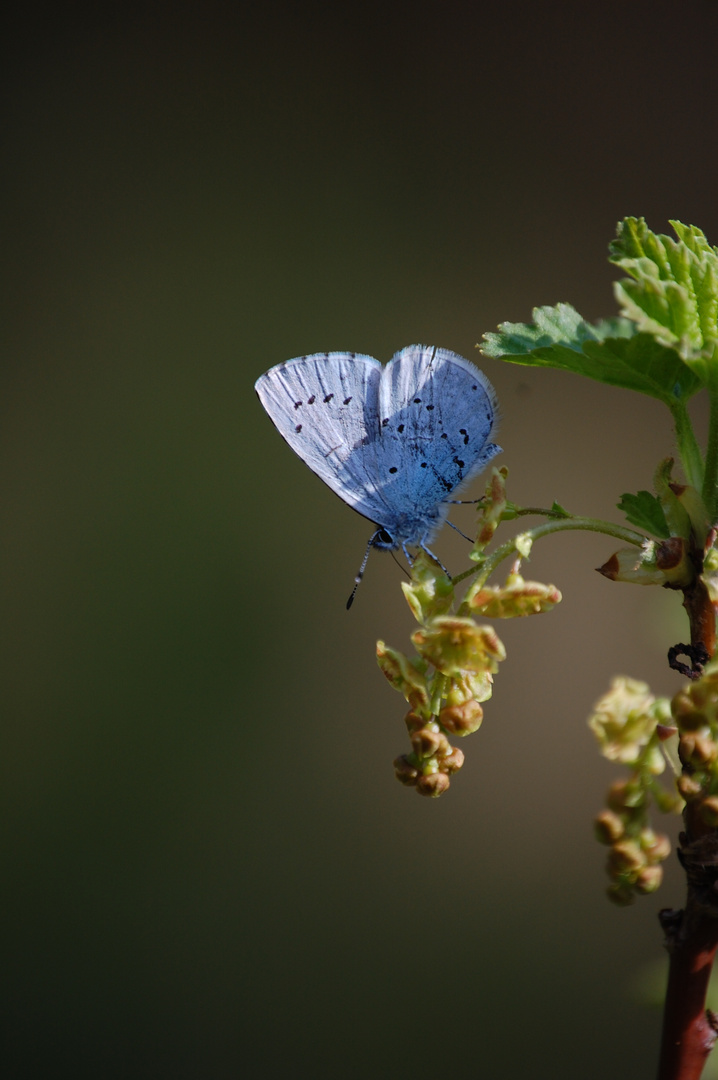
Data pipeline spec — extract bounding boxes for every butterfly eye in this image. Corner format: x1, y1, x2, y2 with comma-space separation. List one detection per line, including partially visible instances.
373, 528, 395, 549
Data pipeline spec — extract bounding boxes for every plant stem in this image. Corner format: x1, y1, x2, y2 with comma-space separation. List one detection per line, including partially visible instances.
702, 373, 718, 523
453, 516, 646, 589
657, 844, 718, 1079
672, 400, 704, 494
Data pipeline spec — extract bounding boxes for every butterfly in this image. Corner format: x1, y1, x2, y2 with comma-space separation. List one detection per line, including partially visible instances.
255, 345, 501, 605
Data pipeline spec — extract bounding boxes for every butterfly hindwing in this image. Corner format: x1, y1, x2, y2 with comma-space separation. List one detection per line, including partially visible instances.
373, 346, 500, 515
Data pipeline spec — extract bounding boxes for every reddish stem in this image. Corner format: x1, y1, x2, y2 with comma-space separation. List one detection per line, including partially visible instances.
657, 568, 718, 1079
657, 900, 718, 1080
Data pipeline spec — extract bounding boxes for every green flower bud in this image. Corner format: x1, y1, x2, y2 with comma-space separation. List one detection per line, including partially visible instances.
412, 617, 505, 676
376, 641, 429, 711
471, 467, 508, 553
668, 482, 710, 548
401, 551, 454, 623
597, 538, 692, 587
634, 865, 663, 894
654, 459, 692, 540
639, 829, 671, 863
466, 571, 562, 618
607, 779, 644, 812
446, 671, 494, 706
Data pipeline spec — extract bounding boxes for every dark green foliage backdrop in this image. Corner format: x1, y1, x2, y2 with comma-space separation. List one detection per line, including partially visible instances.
3, 3, 718, 1076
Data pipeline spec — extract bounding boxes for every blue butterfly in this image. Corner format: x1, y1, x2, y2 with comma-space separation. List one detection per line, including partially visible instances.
255, 345, 501, 605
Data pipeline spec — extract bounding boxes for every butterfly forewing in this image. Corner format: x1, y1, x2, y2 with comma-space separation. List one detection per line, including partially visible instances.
255, 352, 394, 522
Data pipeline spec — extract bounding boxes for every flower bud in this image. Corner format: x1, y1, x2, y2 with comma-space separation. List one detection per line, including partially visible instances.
416, 772, 451, 798
472, 467, 508, 551
411, 727, 444, 760
393, 755, 419, 787
677, 773, 704, 800
441, 747, 465, 773
594, 810, 625, 844
446, 671, 494, 707
639, 829, 671, 863
402, 551, 454, 622
376, 641, 429, 710
607, 779, 642, 812
634, 865, 663, 894
607, 840, 646, 876
671, 689, 706, 731
679, 732, 718, 768
439, 699, 484, 736
403, 710, 426, 734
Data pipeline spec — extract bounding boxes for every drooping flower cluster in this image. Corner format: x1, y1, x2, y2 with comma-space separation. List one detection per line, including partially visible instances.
378, 468, 562, 797
589, 677, 682, 905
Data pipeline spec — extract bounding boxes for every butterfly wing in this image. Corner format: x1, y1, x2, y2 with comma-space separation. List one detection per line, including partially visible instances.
255, 352, 394, 523
374, 345, 500, 519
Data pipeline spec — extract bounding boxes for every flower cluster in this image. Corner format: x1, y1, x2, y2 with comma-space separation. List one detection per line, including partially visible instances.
377, 606, 504, 798
589, 677, 681, 905
378, 469, 562, 798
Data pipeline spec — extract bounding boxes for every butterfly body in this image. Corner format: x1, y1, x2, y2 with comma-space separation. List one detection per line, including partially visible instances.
255, 345, 500, 556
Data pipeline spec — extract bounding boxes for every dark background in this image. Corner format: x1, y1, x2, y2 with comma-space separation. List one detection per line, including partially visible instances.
3, 3, 718, 1077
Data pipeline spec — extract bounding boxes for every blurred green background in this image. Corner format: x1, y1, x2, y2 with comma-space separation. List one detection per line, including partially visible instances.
3, 3, 718, 1077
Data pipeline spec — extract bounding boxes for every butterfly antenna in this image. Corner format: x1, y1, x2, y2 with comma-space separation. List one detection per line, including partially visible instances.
346, 530, 382, 610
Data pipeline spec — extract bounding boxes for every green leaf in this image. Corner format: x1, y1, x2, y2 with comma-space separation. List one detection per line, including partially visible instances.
609, 217, 718, 380
617, 491, 670, 538
480, 302, 702, 406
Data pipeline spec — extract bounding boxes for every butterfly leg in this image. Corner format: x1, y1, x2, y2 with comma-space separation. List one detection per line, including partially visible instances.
417, 540, 451, 580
